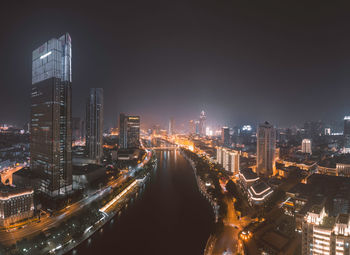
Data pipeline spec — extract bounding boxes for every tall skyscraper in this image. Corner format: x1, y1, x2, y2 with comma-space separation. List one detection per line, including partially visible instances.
119, 114, 140, 149
301, 139, 312, 154
199, 110, 206, 136
344, 116, 350, 153
30, 33, 72, 197
195, 120, 200, 135
222, 127, 230, 147
256, 121, 276, 177
169, 118, 175, 135
86, 88, 104, 163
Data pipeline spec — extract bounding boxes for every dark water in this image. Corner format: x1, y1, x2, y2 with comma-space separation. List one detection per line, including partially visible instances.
70, 150, 214, 255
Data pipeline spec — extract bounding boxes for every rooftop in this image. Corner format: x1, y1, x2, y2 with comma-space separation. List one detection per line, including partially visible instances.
240, 168, 259, 181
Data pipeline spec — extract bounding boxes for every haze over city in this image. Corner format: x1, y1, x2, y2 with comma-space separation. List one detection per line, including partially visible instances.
1, 1, 350, 127
2, 1, 350, 255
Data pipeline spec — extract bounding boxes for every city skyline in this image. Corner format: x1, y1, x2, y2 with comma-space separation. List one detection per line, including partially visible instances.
1, 2, 350, 128
3, 2, 350, 255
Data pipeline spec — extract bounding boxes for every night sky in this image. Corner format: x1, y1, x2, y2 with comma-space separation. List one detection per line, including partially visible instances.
1, 1, 350, 128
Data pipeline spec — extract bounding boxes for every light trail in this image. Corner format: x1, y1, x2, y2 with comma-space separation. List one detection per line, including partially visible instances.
99, 180, 139, 213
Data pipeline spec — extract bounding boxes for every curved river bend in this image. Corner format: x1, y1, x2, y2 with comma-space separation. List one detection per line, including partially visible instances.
69, 149, 214, 255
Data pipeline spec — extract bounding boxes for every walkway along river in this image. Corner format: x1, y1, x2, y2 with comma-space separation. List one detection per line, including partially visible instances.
69, 149, 215, 255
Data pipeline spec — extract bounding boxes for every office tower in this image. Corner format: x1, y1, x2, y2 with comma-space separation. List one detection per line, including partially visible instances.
344, 116, 350, 153
222, 127, 230, 147
302, 206, 350, 255
256, 121, 276, 177
169, 118, 175, 135
301, 139, 312, 154
119, 114, 140, 149
199, 110, 206, 136
86, 88, 104, 163
195, 120, 200, 135
30, 33, 72, 197
72, 117, 83, 141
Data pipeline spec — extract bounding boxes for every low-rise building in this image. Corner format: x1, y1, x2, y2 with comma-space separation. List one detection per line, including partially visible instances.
239, 167, 259, 189
0, 185, 34, 226
248, 181, 273, 205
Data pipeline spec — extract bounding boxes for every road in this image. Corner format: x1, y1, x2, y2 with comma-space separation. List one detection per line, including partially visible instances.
211, 196, 251, 255
0, 174, 127, 245
0, 146, 155, 246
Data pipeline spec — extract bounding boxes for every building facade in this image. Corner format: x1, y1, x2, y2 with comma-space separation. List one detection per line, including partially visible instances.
216, 146, 240, 173
30, 33, 72, 197
199, 110, 206, 137
0, 185, 34, 226
86, 88, 104, 163
302, 206, 350, 255
344, 116, 350, 153
169, 118, 175, 135
222, 127, 230, 147
119, 114, 140, 149
257, 121, 276, 177
302, 139, 312, 154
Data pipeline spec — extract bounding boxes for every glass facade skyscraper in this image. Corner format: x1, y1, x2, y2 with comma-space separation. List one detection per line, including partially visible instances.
86, 88, 104, 163
30, 33, 72, 198
344, 116, 350, 153
256, 121, 276, 177
119, 114, 140, 149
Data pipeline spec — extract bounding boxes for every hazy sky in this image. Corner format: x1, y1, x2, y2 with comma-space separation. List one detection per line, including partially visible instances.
1, 1, 350, 128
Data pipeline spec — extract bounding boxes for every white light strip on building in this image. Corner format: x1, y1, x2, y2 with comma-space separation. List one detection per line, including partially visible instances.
239, 172, 259, 183
251, 185, 272, 196
250, 190, 273, 201
40, 51, 52, 59
0, 191, 34, 201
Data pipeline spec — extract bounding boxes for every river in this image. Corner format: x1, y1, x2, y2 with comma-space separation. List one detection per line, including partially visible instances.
68, 149, 214, 255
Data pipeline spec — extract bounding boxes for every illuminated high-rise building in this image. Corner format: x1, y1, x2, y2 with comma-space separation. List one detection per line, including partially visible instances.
86, 88, 104, 163
256, 121, 276, 177
221, 127, 230, 147
199, 110, 206, 136
216, 147, 240, 173
195, 120, 200, 135
119, 114, 140, 149
344, 116, 350, 153
169, 118, 175, 135
301, 139, 312, 154
30, 33, 72, 197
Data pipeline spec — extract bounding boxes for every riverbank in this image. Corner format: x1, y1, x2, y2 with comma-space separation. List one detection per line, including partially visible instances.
58, 175, 150, 255
180, 149, 220, 222
180, 148, 246, 255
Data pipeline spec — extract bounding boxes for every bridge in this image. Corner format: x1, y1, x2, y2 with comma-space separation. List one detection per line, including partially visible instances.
0, 164, 26, 185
